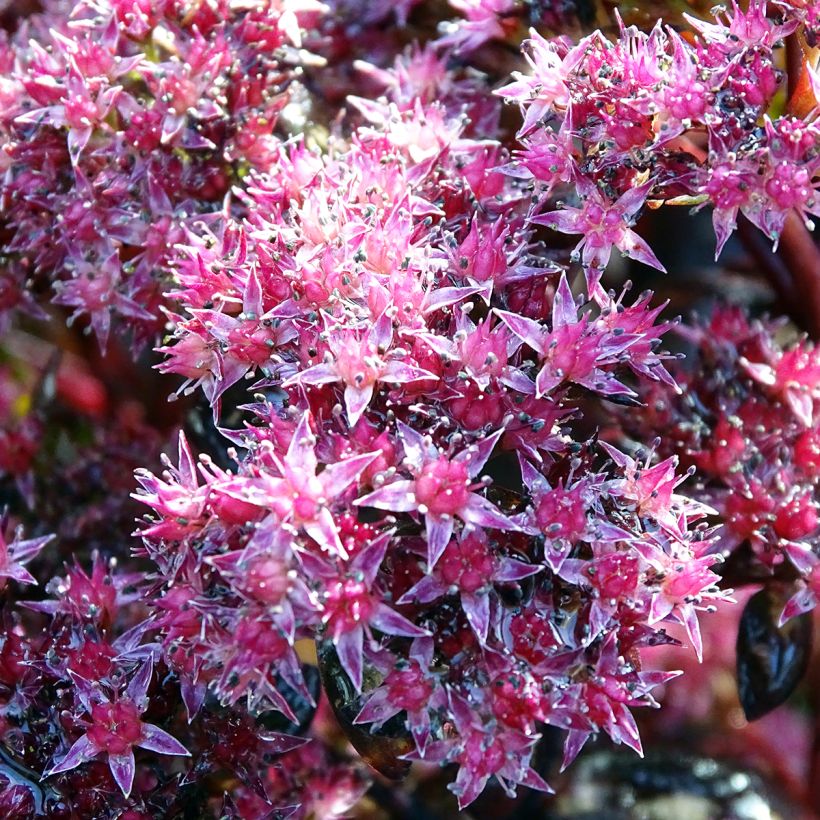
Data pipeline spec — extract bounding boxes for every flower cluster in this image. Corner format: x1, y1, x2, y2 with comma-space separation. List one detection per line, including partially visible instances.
0, 0, 817, 815
618, 307, 820, 625
131, 39, 733, 805
0, 0, 324, 349
499, 1, 820, 269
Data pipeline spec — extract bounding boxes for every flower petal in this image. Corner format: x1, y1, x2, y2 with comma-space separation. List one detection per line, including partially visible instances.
355, 480, 418, 512
335, 627, 364, 692
372, 603, 429, 637
108, 750, 136, 797
138, 724, 190, 757
46, 734, 98, 776
425, 515, 454, 568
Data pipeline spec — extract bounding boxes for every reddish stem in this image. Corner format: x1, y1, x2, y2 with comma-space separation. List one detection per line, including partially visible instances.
786, 32, 802, 102
778, 213, 820, 340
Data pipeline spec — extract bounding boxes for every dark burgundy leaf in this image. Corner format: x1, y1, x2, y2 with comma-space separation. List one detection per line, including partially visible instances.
317, 640, 412, 781
736, 585, 812, 721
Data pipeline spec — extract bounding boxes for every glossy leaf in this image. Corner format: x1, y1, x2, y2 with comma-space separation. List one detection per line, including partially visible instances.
736, 586, 813, 721
317, 640, 412, 780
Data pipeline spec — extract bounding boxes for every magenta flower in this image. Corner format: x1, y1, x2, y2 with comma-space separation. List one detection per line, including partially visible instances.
355, 637, 444, 751
307, 532, 429, 690
436, 0, 518, 54
496, 29, 570, 134
134, 431, 209, 542
44, 661, 189, 797
600, 441, 713, 536
356, 423, 518, 567
496, 274, 639, 399
15, 70, 123, 163
0, 515, 52, 590
781, 561, 820, 624
559, 635, 680, 769
399, 530, 539, 643
741, 343, 820, 427
415, 691, 551, 809
284, 312, 434, 426
532, 179, 665, 273
230, 411, 380, 558
518, 457, 600, 572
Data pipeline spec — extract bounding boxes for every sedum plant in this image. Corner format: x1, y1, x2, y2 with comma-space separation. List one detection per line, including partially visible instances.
0, 0, 818, 816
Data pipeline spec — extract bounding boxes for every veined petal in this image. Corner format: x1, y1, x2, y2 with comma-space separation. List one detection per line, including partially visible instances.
322, 450, 381, 498
288, 362, 340, 386
46, 734, 98, 776
462, 592, 490, 643
138, 724, 190, 757
108, 750, 136, 798
462, 495, 519, 532
381, 360, 437, 384
618, 229, 666, 272
459, 428, 504, 478
344, 383, 374, 427
372, 603, 429, 637
356, 480, 418, 512
494, 558, 541, 582
425, 515, 454, 568
304, 507, 345, 557
355, 688, 402, 726
398, 573, 447, 605
494, 310, 548, 355
335, 627, 364, 692
551, 274, 578, 330
285, 412, 319, 475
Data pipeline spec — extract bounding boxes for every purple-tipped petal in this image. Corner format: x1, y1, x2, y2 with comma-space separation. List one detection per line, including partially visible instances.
398, 573, 446, 605
286, 412, 319, 475
351, 532, 392, 586
372, 604, 429, 637
648, 593, 675, 624
355, 688, 402, 726
138, 724, 190, 757
396, 421, 429, 469
551, 274, 578, 330
494, 310, 547, 355
618, 229, 666, 272
108, 751, 136, 797
355, 480, 418, 512
459, 428, 504, 478
425, 515, 454, 568
780, 587, 816, 625
530, 208, 582, 235
494, 558, 541, 582
243, 267, 264, 316
370, 310, 394, 350
46, 734, 98, 776
344, 383, 374, 427
462, 495, 518, 532
534, 366, 564, 397
321, 450, 381, 498
462, 592, 490, 644
289, 362, 340, 386
560, 729, 590, 772
681, 605, 703, 662
176, 432, 197, 487
126, 660, 153, 709
304, 508, 345, 557
3, 565, 36, 585
381, 360, 437, 385
335, 627, 364, 692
